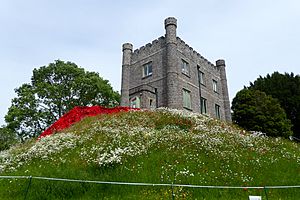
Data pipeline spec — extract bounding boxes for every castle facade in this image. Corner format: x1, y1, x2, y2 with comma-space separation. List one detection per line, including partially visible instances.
121, 17, 231, 122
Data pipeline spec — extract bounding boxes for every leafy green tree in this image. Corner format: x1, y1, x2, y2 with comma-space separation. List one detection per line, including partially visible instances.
0, 126, 17, 151
5, 60, 120, 139
232, 88, 292, 138
249, 72, 300, 137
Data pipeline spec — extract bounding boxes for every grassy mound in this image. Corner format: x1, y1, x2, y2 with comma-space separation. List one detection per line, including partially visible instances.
0, 108, 299, 199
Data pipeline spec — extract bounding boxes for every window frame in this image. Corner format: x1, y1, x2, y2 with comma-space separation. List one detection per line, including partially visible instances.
143, 62, 153, 78
181, 59, 190, 76
199, 70, 205, 85
215, 104, 221, 119
182, 89, 192, 110
149, 98, 155, 108
200, 97, 207, 114
213, 79, 218, 92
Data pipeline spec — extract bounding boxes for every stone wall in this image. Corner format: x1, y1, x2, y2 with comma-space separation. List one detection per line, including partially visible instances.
128, 36, 167, 108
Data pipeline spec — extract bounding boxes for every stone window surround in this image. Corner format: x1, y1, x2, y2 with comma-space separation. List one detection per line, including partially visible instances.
149, 98, 155, 108
198, 69, 205, 85
213, 79, 218, 92
215, 104, 221, 119
200, 97, 207, 114
181, 59, 190, 76
182, 88, 192, 110
142, 62, 153, 78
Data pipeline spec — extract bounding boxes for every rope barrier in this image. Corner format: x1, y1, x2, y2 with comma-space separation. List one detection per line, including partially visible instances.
0, 175, 30, 179
0, 175, 299, 190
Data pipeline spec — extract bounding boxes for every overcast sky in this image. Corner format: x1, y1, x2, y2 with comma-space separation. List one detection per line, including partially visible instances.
1, 0, 300, 126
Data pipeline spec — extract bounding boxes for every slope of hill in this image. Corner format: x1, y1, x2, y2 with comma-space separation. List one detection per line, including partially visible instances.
0, 108, 299, 199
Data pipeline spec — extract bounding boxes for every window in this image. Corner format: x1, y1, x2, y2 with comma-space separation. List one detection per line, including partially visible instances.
183, 89, 191, 109
181, 59, 189, 75
213, 80, 218, 92
143, 62, 152, 77
215, 104, 221, 119
200, 97, 207, 114
149, 99, 155, 108
130, 96, 140, 108
199, 70, 205, 85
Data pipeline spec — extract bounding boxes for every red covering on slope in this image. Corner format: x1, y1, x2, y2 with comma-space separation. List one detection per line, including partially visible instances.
38, 106, 135, 139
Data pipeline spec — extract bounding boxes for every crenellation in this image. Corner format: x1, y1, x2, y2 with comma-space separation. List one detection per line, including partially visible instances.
158, 36, 165, 41
140, 46, 146, 51
152, 39, 159, 45
145, 43, 152, 48
192, 50, 199, 61
204, 59, 215, 69
176, 37, 185, 46
132, 36, 166, 59
176, 36, 218, 68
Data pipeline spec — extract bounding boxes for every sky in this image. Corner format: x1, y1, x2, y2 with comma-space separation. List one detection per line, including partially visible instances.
1, 0, 300, 126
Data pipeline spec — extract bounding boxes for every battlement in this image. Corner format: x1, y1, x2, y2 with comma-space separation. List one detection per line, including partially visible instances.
165, 17, 177, 28
132, 36, 165, 60
130, 35, 218, 70
122, 43, 133, 51
216, 59, 225, 67
176, 37, 216, 69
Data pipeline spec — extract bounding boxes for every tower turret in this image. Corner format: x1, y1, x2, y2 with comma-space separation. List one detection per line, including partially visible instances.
165, 17, 179, 108
120, 43, 133, 106
165, 17, 177, 44
216, 59, 232, 122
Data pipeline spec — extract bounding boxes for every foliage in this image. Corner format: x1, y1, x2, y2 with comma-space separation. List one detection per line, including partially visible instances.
232, 88, 293, 137
249, 72, 300, 137
0, 109, 299, 199
0, 126, 17, 151
5, 60, 120, 139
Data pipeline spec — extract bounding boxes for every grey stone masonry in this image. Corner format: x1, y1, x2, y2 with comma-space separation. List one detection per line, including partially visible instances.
165, 17, 180, 109
120, 43, 133, 107
120, 17, 232, 122
216, 59, 232, 122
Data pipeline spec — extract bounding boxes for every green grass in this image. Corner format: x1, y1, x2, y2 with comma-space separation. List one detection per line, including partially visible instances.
0, 108, 299, 199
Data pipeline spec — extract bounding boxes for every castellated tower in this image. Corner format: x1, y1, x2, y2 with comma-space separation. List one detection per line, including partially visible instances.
216, 59, 232, 122
120, 17, 232, 122
165, 17, 180, 109
120, 43, 132, 106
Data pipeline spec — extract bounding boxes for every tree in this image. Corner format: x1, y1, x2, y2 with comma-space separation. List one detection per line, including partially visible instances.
0, 126, 17, 151
232, 88, 293, 138
249, 72, 300, 137
5, 60, 120, 140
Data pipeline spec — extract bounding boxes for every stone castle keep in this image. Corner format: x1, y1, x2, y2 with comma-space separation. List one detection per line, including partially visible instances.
121, 17, 231, 122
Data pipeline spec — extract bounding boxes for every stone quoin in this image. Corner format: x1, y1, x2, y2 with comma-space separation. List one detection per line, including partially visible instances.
121, 17, 231, 122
